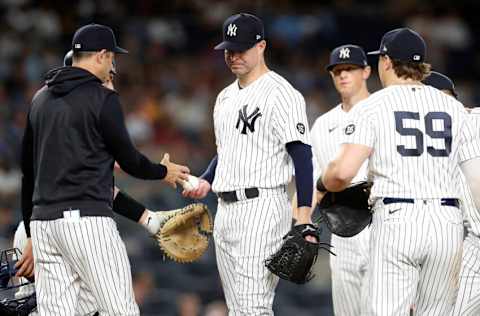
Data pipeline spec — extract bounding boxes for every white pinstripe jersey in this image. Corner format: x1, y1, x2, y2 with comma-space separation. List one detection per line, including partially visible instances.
311, 104, 368, 183
342, 85, 480, 200
212, 71, 310, 192
461, 109, 480, 235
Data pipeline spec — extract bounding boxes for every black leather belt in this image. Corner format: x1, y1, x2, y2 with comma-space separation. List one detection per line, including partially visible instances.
383, 197, 459, 208
217, 188, 259, 202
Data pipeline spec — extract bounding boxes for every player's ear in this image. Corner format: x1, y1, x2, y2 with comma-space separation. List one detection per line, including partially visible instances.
96, 49, 107, 65
363, 66, 371, 79
257, 40, 266, 53
383, 55, 393, 71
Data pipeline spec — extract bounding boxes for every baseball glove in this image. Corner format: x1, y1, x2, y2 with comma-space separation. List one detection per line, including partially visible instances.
316, 181, 372, 238
265, 224, 333, 284
0, 293, 37, 316
154, 203, 213, 263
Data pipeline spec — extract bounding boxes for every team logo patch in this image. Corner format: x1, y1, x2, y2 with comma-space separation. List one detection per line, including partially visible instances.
344, 124, 355, 135
296, 123, 305, 135
226, 23, 237, 37
236, 104, 262, 134
339, 47, 350, 59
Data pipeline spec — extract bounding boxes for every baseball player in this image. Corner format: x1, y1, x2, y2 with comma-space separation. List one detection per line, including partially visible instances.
423, 72, 480, 316
21, 24, 190, 316
423, 71, 458, 98
183, 13, 316, 315
320, 28, 480, 315
453, 107, 480, 316
14, 50, 122, 284
309, 44, 371, 316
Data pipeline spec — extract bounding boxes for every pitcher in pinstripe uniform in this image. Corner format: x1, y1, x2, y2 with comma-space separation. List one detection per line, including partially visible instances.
320, 28, 480, 316
311, 44, 371, 316
183, 13, 316, 315
424, 73, 480, 315
452, 107, 480, 316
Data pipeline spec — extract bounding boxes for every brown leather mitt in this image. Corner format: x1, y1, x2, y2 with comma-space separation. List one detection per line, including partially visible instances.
154, 203, 213, 263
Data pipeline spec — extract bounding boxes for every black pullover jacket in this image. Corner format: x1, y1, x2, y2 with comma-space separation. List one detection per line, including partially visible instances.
21, 67, 167, 236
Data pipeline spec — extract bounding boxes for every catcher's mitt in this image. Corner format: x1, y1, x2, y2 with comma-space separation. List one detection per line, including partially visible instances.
0, 248, 37, 316
154, 203, 213, 263
265, 224, 333, 284
316, 181, 372, 238
0, 293, 36, 316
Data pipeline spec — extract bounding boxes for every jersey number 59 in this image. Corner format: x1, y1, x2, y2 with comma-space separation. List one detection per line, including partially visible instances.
394, 111, 452, 157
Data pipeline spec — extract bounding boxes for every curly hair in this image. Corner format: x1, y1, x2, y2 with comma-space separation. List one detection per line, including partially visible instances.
391, 58, 431, 81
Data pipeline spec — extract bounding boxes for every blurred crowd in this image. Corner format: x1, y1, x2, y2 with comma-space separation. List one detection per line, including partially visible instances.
1, 0, 479, 315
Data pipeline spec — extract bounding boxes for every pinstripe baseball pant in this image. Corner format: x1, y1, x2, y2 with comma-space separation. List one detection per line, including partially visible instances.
31, 217, 139, 316
330, 226, 370, 316
213, 189, 291, 315
452, 233, 480, 315
363, 200, 463, 316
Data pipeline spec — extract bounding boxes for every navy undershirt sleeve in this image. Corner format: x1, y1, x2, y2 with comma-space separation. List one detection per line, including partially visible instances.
286, 141, 313, 207
201, 155, 218, 184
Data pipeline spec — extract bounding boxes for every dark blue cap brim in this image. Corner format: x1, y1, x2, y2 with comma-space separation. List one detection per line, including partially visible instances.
326, 61, 367, 71
113, 46, 128, 54
367, 50, 383, 55
214, 41, 254, 52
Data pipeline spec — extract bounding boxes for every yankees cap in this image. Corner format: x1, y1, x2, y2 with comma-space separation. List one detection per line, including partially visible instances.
423, 71, 457, 97
72, 23, 128, 54
368, 28, 426, 63
214, 13, 265, 52
326, 44, 368, 71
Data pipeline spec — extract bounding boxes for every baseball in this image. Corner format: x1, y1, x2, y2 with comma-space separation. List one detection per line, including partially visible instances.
182, 175, 200, 191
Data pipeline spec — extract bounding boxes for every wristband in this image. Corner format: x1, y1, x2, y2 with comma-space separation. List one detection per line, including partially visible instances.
316, 176, 327, 192
113, 191, 145, 215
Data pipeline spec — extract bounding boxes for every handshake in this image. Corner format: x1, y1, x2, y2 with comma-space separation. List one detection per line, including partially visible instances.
160, 153, 211, 199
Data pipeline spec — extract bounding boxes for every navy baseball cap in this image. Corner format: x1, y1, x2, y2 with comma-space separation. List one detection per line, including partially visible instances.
423, 71, 457, 97
326, 45, 368, 71
72, 23, 128, 54
368, 28, 426, 63
214, 13, 264, 52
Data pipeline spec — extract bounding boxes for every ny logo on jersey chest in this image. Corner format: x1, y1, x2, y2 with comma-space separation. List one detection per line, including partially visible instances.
236, 104, 262, 134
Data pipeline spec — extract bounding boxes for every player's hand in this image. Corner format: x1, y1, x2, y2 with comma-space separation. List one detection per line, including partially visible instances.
295, 207, 318, 243
16, 238, 34, 278
161, 153, 190, 188
182, 178, 211, 199
103, 71, 115, 90
139, 209, 161, 235
103, 78, 115, 90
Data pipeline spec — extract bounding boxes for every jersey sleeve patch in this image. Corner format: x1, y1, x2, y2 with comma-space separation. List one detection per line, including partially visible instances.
296, 123, 306, 135
344, 124, 356, 135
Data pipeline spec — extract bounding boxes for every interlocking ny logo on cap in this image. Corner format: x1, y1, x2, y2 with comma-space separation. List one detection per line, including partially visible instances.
227, 24, 237, 37
339, 47, 350, 59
